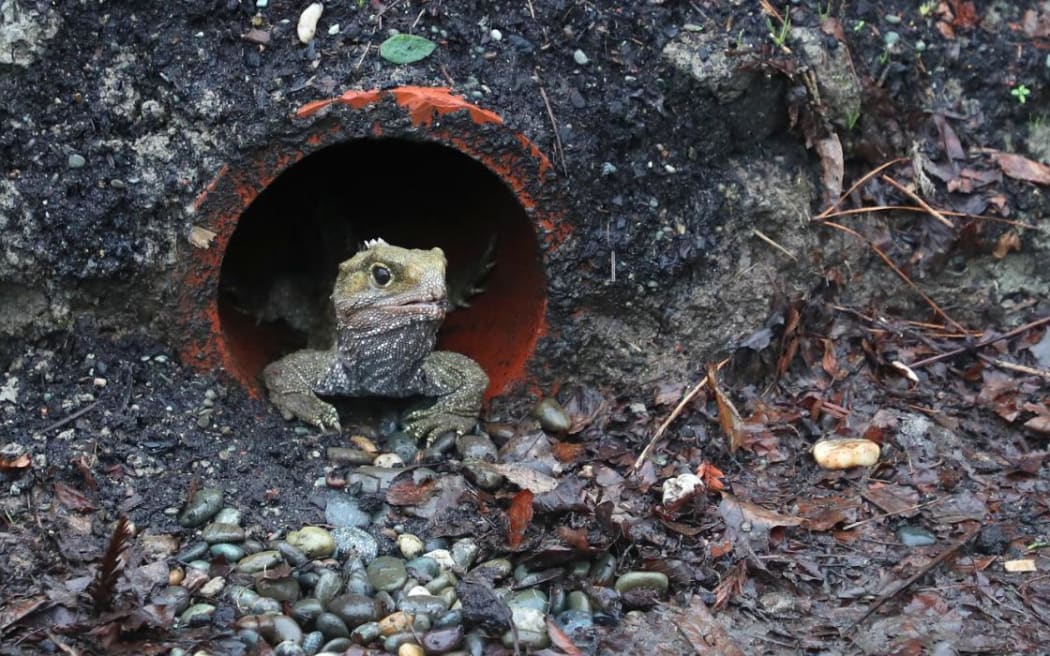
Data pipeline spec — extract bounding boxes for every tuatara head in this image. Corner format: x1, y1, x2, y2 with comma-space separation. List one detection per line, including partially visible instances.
331, 239, 448, 330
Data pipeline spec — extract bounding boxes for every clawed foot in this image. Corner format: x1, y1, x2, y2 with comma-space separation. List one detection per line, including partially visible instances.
402, 405, 476, 445
271, 390, 342, 433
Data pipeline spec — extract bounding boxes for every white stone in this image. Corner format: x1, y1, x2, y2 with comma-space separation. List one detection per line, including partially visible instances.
297, 3, 324, 44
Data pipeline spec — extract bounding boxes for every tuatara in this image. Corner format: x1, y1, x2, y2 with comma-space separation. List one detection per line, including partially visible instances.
262, 239, 489, 441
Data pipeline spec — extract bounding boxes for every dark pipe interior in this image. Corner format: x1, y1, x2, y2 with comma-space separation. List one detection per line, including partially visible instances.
217, 137, 546, 396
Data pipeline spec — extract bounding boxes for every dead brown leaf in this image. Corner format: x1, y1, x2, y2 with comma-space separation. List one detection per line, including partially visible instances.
0, 452, 31, 470
54, 482, 95, 512
708, 364, 744, 452
696, 461, 726, 492
1025, 415, 1050, 434
991, 152, 1050, 185
385, 478, 437, 506
507, 489, 534, 549
993, 231, 1022, 259
671, 595, 747, 656
547, 616, 583, 655
816, 134, 844, 204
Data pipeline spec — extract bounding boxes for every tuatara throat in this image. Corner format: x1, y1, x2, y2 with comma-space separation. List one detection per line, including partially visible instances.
262, 239, 489, 440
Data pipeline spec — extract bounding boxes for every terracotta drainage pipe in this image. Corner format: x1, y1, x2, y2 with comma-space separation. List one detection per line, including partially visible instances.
177, 87, 566, 399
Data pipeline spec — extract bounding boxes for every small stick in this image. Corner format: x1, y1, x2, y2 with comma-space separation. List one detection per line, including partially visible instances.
816, 157, 910, 218
41, 401, 100, 434
847, 527, 979, 631
907, 315, 1050, 369
978, 354, 1050, 380
822, 220, 966, 333
842, 496, 946, 531
881, 175, 954, 228
818, 204, 1037, 230
752, 229, 797, 260
534, 73, 567, 175
632, 358, 729, 473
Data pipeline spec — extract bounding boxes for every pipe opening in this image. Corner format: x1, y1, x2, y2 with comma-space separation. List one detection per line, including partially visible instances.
216, 137, 547, 397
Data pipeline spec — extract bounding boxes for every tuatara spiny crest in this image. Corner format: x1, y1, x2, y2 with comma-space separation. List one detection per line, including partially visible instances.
262, 239, 489, 441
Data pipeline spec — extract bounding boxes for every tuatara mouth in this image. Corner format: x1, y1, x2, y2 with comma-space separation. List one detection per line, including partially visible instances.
379, 299, 446, 320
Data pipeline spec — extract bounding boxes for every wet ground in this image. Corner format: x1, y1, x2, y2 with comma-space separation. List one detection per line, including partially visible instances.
2, 0, 1050, 654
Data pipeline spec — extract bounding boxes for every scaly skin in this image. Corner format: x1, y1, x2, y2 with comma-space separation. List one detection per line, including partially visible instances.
263, 240, 489, 441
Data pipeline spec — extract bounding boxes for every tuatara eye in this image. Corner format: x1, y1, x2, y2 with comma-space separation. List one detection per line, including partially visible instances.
371, 264, 393, 287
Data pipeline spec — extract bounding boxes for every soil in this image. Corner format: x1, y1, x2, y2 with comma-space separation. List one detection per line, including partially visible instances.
2, 0, 1050, 654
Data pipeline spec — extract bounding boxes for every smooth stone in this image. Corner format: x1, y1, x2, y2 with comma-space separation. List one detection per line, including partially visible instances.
214, 507, 241, 526
566, 590, 591, 612
237, 628, 261, 647
437, 587, 457, 608
470, 558, 512, 580
589, 553, 616, 585
315, 611, 351, 639
463, 632, 485, 656
350, 621, 381, 644
384, 431, 419, 463
405, 557, 441, 581
346, 466, 403, 493
327, 447, 375, 465
326, 594, 380, 629
422, 549, 456, 571
332, 527, 378, 562
175, 541, 209, 563
398, 534, 424, 560
367, 556, 408, 592
374, 591, 397, 616
314, 569, 343, 604
179, 603, 216, 627
238, 615, 302, 644
302, 631, 324, 655
502, 607, 549, 648
325, 495, 371, 528
568, 560, 591, 577
398, 643, 424, 656
186, 559, 211, 572
422, 626, 464, 653
451, 539, 479, 569
251, 597, 283, 614
406, 585, 432, 597
228, 585, 260, 608
383, 633, 418, 652
202, 522, 245, 544
237, 550, 283, 573
532, 398, 571, 433
278, 541, 311, 567
424, 572, 456, 594
398, 595, 449, 616
274, 641, 306, 656
178, 488, 224, 527
67, 153, 86, 168
291, 597, 324, 625
411, 614, 431, 632
344, 568, 375, 596
549, 586, 566, 614
210, 542, 246, 562
896, 524, 937, 547
573, 49, 589, 65
287, 526, 336, 559
374, 453, 405, 468
507, 588, 547, 611
150, 585, 191, 614
198, 576, 225, 598
320, 637, 353, 653
462, 462, 504, 490
378, 611, 414, 636
455, 433, 498, 461
614, 571, 669, 594
298, 572, 320, 589
556, 609, 594, 633
434, 608, 463, 628
256, 576, 301, 602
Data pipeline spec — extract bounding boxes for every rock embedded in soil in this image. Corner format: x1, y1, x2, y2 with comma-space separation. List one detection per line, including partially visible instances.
532, 398, 571, 433
614, 571, 669, 594
178, 487, 224, 527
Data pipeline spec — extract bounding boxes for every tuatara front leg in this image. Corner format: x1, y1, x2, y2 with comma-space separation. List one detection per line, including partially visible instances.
262, 349, 342, 432
402, 350, 489, 443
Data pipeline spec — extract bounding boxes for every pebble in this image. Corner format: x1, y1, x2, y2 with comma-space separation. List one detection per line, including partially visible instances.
813, 438, 880, 469
316, 611, 351, 638
198, 576, 226, 598
455, 433, 498, 461
532, 398, 571, 433
405, 556, 441, 581
302, 631, 324, 655
287, 526, 336, 559
151, 586, 191, 614
451, 538, 479, 569
179, 603, 216, 627
398, 644, 424, 656
397, 534, 424, 559
325, 495, 371, 528
351, 622, 382, 644
67, 153, 86, 168
179, 488, 224, 527
384, 432, 419, 464
256, 576, 301, 602
573, 49, 589, 65
297, 2, 324, 44
398, 594, 448, 616
614, 571, 669, 594
214, 507, 242, 525
202, 522, 245, 544
379, 611, 414, 635
502, 607, 549, 649
490, 29, 502, 41
423, 549, 457, 571
292, 597, 324, 625
368, 556, 409, 591
237, 614, 303, 645
327, 447, 375, 465
277, 541, 310, 567
237, 550, 283, 573
374, 453, 405, 468
896, 524, 937, 547
601, 162, 618, 176
176, 541, 209, 563
326, 594, 380, 628
314, 569, 343, 603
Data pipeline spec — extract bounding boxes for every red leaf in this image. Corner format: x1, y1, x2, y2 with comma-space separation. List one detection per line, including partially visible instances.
507, 489, 534, 549
696, 461, 726, 492
991, 152, 1050, 185
546, 616, 583, 655
0, 453, 31, 471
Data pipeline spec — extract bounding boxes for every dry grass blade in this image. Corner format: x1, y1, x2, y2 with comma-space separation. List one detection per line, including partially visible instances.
816, 157, 910, 218
87, 516, 133, 611
881, 175, 954, 227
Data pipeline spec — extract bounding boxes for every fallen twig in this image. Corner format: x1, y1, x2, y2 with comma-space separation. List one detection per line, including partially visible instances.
821, 220, 966, 333
633, 358, 729, 473
816, 157, 910, 218
40, 401, 100, 434
752, 228, 797, 261
978, 354, 1050, 381
534, 70, 567, 175
847, 527, 979, 631
907, 315, 1050, 369
881, 175, 954, 228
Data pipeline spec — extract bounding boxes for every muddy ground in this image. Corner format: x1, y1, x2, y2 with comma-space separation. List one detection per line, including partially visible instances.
2, 0, 1050, 654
